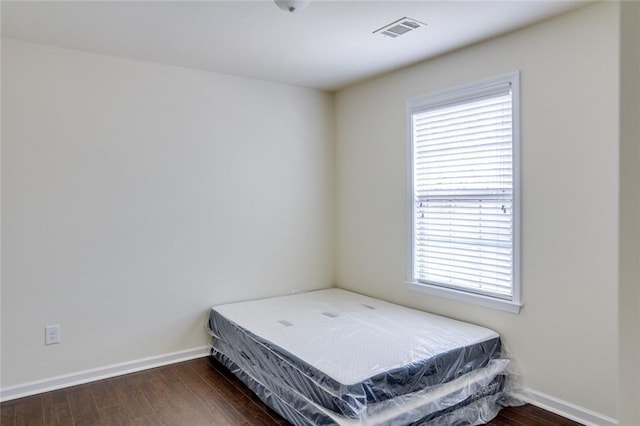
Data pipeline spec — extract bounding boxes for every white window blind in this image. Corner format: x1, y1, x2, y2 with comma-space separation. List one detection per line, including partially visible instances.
409, 74, 519, 303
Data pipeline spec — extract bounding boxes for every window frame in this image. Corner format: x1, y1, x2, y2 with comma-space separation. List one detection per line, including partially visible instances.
406, 72, 522, 314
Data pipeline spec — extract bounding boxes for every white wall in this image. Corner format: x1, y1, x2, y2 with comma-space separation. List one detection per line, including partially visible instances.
618, 1, 640, 424
1, 38, 335, 387
335, 2, 619, 418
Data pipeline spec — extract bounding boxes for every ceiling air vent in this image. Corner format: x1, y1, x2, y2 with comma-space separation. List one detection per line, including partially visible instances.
373, 17, 426, 38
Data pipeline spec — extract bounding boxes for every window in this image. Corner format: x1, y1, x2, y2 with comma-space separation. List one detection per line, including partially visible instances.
407, 73, 521, 313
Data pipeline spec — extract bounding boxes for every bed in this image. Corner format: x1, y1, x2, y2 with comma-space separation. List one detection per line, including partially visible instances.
207, 288, 517, 425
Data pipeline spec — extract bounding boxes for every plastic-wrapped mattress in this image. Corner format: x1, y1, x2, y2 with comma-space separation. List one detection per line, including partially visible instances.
212, 349, 510, 426
207, 288, 514, 424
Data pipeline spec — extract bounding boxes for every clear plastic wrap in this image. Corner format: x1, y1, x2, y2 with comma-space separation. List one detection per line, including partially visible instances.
207, 288, 522, 425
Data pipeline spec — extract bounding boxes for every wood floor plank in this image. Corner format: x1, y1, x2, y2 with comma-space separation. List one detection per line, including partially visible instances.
66, 386, 103, 426
497, 404, 578, 426
179, 359, 252, 425
208, 358, 254, 398
128, 415, 160, 426
184, 357, 214, 374
518, 404, 580, 425
213, 362, 278, 411
87, 379, 121, 409
14, 395, 44, 426
136, 370, 216, 426
155, 364, 234, 426
207, 357, 288, 425
198, 368, 278, 426
135, 377, 183, 426
42, 390, 73, 426
0, 402, 16, 426
98, 405, 130, 426
487, 414, 522, 426
110, 376, 154, 420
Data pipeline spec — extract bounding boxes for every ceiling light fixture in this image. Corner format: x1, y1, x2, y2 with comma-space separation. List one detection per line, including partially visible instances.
274, 0, 310, 13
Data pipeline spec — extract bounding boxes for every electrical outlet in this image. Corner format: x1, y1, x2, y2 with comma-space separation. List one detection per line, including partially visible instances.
45, 325, 60, 345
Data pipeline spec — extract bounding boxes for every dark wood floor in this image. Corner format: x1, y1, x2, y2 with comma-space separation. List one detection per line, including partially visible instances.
1, 357, 581, 425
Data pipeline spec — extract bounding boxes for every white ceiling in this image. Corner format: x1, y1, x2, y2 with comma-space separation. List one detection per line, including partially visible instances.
1, 0, 588, 91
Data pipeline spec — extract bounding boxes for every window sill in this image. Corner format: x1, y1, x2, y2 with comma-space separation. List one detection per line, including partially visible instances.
406, 281, 522, 314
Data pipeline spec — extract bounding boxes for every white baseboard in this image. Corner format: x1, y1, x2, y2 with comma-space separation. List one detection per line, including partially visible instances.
0, 346, 210, 402
521, 387, 617, 426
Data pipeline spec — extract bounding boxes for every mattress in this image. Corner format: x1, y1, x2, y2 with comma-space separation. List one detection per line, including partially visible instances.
212, 348, 509, 426
208, 288, 502, 418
